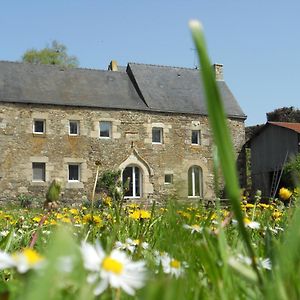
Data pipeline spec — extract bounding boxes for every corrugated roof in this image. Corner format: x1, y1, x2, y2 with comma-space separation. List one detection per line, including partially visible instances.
0, 60, 246, 118
269, 121, 300, 134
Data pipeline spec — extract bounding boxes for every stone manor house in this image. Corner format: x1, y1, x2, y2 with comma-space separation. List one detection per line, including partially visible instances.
0, 60, 246, 203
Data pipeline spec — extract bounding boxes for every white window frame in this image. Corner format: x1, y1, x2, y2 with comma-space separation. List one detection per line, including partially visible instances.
33, 119, 45, 134
32, 162, 46, 182
99, 121, 112, 139
69, 120, 80, 136
164, 174, 173, 185
188, 166, 203, 198
191, 130, 201, 145
68, 164, 80, 182
122, 165, 142, 199
152, 127, 163, 144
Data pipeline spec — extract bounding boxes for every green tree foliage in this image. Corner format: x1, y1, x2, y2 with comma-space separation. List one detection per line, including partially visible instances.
267, 106, 300, 122
283, 153, 300, 188
96, 170, 122, 200
22, 40, 79, 67
45, 180, 61, 203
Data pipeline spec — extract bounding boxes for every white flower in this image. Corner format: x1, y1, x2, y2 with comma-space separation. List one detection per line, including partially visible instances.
232, 254, 272, 270
12, 248, 44, 273
0, 251, 15, 270
114, 238, 149, 253
81, 242, 146, 296
232, 218, 260, 229
155, 252, 186, 278
0, 248, 44, 273
183, 224, 203, 233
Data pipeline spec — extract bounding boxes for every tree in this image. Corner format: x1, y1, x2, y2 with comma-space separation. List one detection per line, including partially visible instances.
22, 40, 79, 67
267, 106, 300, 122
282, 153, 300, 189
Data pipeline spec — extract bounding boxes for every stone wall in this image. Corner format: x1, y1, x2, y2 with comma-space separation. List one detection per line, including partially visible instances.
0, 102, 245, 204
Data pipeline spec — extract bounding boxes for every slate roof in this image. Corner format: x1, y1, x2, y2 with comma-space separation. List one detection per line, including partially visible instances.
0, 61, 147, 111
0, 60, 246, 118
127, 63, 245, 118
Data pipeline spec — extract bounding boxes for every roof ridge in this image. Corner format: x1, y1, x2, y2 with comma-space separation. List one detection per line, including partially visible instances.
268, 121, 300, 125
128, 62, 198, 71
0, 60, 113, 73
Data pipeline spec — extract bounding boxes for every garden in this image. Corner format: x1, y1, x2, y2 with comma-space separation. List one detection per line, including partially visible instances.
1, 21, 300, 299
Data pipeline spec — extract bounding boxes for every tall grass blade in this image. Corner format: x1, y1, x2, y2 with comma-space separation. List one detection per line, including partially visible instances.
189, 20, 260, 279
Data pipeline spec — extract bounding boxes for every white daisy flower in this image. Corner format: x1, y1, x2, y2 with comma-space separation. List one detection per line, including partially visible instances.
232, 254, 272, 270
11, 248, 44, 273
232, 218, 260, 229
183, 224, 203, 233
81, 242, 146, 296
115, 238, 149, 253
155, 252, 186, 278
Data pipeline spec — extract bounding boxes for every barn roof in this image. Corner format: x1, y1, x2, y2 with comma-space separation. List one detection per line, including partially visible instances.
0, 60, 246, 118
269, 122, 300, 134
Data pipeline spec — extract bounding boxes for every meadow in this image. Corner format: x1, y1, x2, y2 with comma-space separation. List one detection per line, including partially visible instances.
1, 21, 300, 299
0, 192, 297, 300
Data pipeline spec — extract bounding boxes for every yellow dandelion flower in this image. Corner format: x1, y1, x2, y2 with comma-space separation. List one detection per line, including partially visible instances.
279, 188, 292, 201
129, 210, 151, 220
82, 214, 102, 226
103, 196, 112, 207
69, 208, 79, 215
32, 216, 42, 223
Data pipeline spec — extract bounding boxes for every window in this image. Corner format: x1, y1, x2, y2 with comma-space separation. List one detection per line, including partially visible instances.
32, 162, 45, 181
164, 174, 173, 184
191, 130, 201, 145
68, 164, 80, 181
188, 166, 203, 197
152, 127, 163, 144
122, 165, 142, 198
100, 121, 112, 138
69, 120, 79, 135
33, 120, 45, 134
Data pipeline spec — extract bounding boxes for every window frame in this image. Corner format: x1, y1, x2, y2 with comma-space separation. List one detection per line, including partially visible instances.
69, 120, 80, 136
152, 127, 163, 144
99, 121, 112, 139
32, 162, 46, 182
191, 130, 201, 145
68, 164, 81, 182
33, 119, 45, 134
122, 165, 142, 198
164, 174, 173, 185
188, 166, 203, 198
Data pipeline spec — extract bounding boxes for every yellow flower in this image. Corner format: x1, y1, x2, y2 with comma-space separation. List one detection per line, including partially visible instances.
279, 188, 292, 201
32, 216, 42, 223
103, 196, 112, 207
129, 210, 151, 220
82, 214, 102, 226
69, 208, 79, 215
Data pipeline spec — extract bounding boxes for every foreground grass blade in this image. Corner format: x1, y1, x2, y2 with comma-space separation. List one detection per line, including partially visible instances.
189, 20, 260, 278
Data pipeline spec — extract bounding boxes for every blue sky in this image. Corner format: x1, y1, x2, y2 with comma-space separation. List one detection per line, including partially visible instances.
1, 0, 299, 125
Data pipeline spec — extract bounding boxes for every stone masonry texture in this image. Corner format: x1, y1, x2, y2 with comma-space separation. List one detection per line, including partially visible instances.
0, 102, 245, 204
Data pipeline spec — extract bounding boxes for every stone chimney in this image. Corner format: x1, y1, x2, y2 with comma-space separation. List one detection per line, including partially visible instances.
213, 63, 223, 81
108, 60, 118, 71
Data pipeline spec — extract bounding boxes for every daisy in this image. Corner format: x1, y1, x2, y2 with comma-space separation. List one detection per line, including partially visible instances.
12, 248, 44, 273
0, 248, 44, 273
155, 252, 186, 278
183, 224, 203, 234
114, 238, 149, 253
81, 242, 146, 296
230, 254, 272, 270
